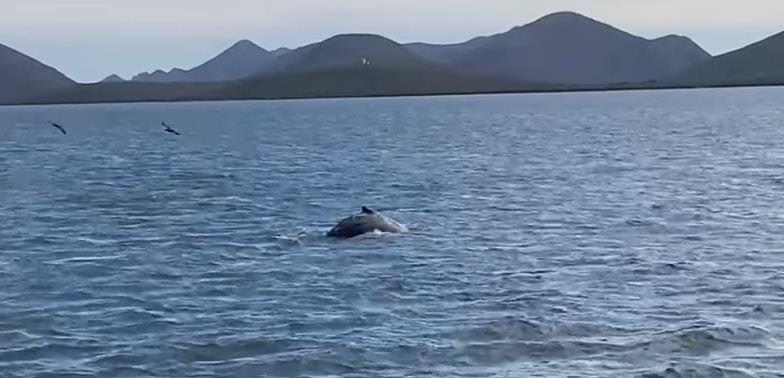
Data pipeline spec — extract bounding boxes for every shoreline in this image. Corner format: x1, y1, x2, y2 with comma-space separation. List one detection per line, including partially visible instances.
2, 81, 782, 108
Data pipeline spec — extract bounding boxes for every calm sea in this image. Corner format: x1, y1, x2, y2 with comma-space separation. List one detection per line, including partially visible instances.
1, 88, 783, 377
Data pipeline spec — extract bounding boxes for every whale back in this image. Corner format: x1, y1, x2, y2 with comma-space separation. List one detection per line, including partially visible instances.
327, 210, 407, 238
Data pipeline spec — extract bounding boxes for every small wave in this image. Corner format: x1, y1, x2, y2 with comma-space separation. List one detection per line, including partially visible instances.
0, 329, 37, 343
32, 372, 97, 378
178, 338, 295, 363
87, 352, 148, 367
625, 218, 662, 227
45, 255, 123, 265
274, 234, 306, 245
74, 236, 115, 246
445, 317, 632, 344
450, 318, 547, 342
639, 363, 757, 378
181, 231, 228, 238
238, 350, 359, 377
215, 195, 254, 204
0, 342, 104, 363
449, 339, 625, 366
355, 229, 398, 239
86, 318, 178, 336
634, 325, 771, 356
211, 241, 269, 251
97, 367, 156, 377
430, 319, 775, 368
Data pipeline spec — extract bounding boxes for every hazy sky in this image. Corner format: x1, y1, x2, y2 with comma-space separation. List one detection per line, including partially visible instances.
1, 0, 782, 82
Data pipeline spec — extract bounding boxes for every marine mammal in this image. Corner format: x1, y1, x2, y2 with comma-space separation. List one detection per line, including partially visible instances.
327, 206, 407, 238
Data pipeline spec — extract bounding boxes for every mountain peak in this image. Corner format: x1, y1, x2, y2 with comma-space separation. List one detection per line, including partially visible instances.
538, 11, 588, 20
532, 11, 596, 25
229, 39, 266, 52
271, 47, 291, 57
653, 34, 696, 44
322, 34, 399, 45
262, 33, 432, 75
408, 11, 711, 85
656, 34, 686, 40
650, 35, 710, 58
507, 11, 618, 37
100, 74, 125, 83
130, 39, 273, 83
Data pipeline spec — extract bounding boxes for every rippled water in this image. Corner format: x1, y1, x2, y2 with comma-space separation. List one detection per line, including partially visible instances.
1, 88, 784, 377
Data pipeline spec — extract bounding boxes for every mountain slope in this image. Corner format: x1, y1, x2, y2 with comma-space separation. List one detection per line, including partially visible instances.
407, 12, 710, 85
185, 40, 275, 82
673, 31, 784, 85
132, 40, 274, 83
261, 34, 439, 75
0, 43, 75, 103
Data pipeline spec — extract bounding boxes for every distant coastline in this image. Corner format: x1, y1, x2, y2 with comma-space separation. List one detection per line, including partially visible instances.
3, 81, 783, 108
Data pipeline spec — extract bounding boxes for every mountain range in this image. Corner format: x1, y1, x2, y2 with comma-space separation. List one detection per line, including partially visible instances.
2, 11, 784, 105
125, 12, 709, 86
407, 12, 710, 85
131, 40, 289, 83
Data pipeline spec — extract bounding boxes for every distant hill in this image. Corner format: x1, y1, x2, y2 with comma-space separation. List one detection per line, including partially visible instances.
221, 66, 539, 100
407, 12, 711, 85
132, 40, 274, 83
100, 74, 125, 83
673, 31, 784, 86
261, 34, 440, 75
270, 47, 291, 57
32, 64, 552, 105
132, 68, 187, 82
0, 43, 75, 103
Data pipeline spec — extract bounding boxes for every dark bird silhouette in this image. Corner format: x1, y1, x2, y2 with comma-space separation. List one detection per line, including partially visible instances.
162, 121, 181, 136
49, 121, 66, 135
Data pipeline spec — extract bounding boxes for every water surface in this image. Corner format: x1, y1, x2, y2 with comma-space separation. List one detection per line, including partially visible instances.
1, 88, 784, 377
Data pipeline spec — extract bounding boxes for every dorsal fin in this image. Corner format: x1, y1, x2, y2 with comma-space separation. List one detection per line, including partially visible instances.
361, 206, 375, 214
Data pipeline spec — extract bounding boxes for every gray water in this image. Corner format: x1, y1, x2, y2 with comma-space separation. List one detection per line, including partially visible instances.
1, 88, 783, 377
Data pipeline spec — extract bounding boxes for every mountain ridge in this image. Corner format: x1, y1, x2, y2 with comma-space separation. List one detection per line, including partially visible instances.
671, 31, 784, 85
407, 11, 711, 84
132, 39, 275, 83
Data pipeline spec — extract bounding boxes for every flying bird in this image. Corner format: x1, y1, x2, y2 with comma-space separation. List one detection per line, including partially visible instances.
49, 121, 66, 135
162, 122, 181, 136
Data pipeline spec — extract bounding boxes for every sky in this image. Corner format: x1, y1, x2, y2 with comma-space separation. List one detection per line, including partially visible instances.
1, 0, 782, 82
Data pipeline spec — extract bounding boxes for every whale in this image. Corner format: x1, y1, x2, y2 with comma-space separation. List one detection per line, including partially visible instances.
327, 206, 408, 238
